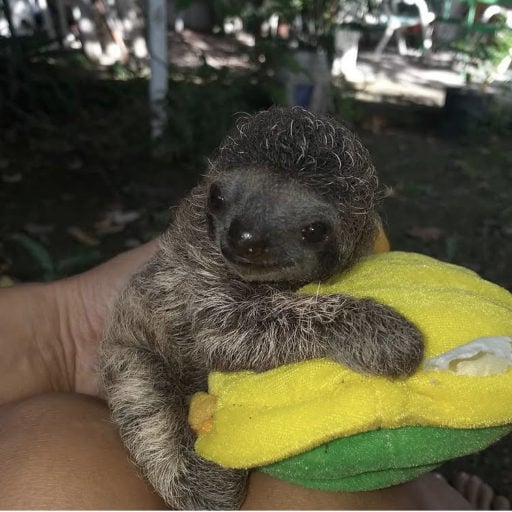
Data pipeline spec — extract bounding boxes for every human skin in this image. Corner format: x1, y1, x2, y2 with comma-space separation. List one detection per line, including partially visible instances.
0, 240, 496, 509
0, 239, 159, 405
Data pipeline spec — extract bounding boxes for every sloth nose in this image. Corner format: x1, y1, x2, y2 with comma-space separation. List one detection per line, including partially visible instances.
227, 218, 270, 262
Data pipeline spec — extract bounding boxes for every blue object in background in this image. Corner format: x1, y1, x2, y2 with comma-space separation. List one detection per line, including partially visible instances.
293, 84, 314, 108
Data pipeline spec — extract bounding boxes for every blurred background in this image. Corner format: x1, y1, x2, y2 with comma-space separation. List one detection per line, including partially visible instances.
1, 0, 511, 500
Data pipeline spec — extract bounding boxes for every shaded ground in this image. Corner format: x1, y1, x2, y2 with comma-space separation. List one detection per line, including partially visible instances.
1, 31, 511, 500
365, 128, 512, 499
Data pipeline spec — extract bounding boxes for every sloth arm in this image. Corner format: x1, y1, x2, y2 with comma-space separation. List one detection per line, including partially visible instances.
101, 285, 187, 481
192, 285, 424, 377
100, 281, 247, 509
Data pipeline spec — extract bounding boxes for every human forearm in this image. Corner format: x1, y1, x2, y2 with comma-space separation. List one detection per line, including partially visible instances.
0, 281, 72, 405
0, 240, 159, 406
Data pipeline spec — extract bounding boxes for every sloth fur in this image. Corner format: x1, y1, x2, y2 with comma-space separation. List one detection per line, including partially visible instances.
100, 106, 424, 509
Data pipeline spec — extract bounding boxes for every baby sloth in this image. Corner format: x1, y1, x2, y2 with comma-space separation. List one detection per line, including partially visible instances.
101, 106, 424, 509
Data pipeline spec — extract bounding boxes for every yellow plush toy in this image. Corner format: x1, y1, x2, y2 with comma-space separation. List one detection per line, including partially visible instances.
189, 250, 512, 491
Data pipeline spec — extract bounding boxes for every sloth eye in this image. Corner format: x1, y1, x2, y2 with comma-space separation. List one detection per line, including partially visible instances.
301, 221, 330, 244
208, 184, 225, 213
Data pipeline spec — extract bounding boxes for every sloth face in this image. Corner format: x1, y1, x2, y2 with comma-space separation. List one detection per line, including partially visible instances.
205, 167, 351, 284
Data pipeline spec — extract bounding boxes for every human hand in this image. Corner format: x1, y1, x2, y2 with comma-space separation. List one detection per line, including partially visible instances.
0, 240, 158, 405
62, 240, 159, 397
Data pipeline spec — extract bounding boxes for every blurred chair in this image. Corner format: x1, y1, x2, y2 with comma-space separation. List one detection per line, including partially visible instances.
373, 0, 436, 57
481, 4, 512, 26
480, 4, 512, 78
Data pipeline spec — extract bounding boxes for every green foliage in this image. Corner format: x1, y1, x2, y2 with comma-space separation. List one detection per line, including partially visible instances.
452, 19, 512, 85
1, 52, 152, 175
174, 0, 194, 9
174, 0, 248, 30
1, 40, 281, 172
488, 27, 512, 68
500, 204, 512, 224
332, 86, 362, 125
161, 65, 277, 161
444, 235, 459, 262
486, 90, 512, 133
8, 234, 101, 281
263, 0, 338, 25
242, 0, 340, 51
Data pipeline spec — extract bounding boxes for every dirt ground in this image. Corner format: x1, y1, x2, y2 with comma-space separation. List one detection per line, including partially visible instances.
1, 32, 511, 501
365, 128, 512, 500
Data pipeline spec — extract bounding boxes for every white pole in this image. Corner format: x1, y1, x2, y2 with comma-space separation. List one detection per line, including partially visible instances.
148, 0, 169, 139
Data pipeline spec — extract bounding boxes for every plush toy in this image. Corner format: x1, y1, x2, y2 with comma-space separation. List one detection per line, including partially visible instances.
189, 244, 512, 491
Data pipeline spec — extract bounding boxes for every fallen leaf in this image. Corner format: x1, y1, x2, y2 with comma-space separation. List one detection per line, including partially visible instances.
0, 275, 14, 287
35, 138, 74, 154
407, 226, 445, 242
362, 114, 387, 134
107, 210, 140, 225
67, 226, 100, 246
453, 159, 479, 178
67, 157, 84, 171
24, 223, 55, 244
502, 225, 512, 237
2, 172, 22, 183
24, 223, 55, 236
94, 218, 125, 235
124, 238, 142, 248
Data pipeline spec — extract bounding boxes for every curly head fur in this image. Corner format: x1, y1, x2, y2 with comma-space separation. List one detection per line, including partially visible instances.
211, 106, 380, 213
204, 107, 383, 283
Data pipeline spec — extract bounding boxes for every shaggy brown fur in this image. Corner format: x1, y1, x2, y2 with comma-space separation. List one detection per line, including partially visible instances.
100, 107, 424, 509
